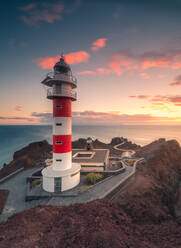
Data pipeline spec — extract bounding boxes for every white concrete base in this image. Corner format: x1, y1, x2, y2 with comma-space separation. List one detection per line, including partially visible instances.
42, 163, 80, 192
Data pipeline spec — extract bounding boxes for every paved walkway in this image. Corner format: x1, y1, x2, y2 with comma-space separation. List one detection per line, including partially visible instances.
0, 165, 134, 222
0, 168, 49, 222
113, 142, 136, 157
47, 165, 133, 206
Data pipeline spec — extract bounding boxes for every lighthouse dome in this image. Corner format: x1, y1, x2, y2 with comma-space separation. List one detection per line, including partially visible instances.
54, 55, 71, 74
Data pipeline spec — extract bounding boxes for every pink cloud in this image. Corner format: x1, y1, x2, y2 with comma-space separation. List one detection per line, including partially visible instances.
96, 67, 111, 74
129, 95, 150, 99
32, 111, 180, 125
157, 74, 165, 79
108, 54, 138, 75
78, 67, 111, 76
169, 75, 181, 86
77, 70, 96, 75
130, 94, 181, 106
139, 73, 150, 79
91, 38, 107, 51
19, 3, 37, 11
141, 59, 169, 69
35, 51, 90, 69
169, 81, 181, 86
19, 2, 64, 26
15, 105, 22, 111
65, 51, 90, 64
108, 50, 181, 76
72, 111, 180, 125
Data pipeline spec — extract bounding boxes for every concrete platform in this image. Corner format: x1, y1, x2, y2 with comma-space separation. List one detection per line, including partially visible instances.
0, 164, 134, 222
42, 163, 81, 192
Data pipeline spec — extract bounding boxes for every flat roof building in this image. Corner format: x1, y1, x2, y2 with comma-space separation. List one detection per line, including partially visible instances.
72, 149, 110, 172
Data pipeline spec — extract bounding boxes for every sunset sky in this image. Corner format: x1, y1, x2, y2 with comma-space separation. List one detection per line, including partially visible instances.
1, 0, 181, 125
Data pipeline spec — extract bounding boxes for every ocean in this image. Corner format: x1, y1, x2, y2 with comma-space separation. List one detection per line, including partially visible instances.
0, 125, 181, 169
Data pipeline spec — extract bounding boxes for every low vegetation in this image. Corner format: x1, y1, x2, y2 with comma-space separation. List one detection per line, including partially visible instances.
30, 178, 42, 190
85, 173, 103, 185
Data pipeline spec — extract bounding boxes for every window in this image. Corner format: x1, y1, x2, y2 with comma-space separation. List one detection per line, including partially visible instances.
54, 177, 61, 192
56, 159, 62, 162
56, 141, 62, 144
56, 123, 62, 126
56, 105, 62, 108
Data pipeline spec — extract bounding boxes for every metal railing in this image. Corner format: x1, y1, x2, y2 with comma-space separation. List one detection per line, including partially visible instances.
47, 72, 77, 85
47, 88, 77, 100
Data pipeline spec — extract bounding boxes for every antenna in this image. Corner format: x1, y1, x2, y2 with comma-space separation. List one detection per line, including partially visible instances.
60, 52, 65, 60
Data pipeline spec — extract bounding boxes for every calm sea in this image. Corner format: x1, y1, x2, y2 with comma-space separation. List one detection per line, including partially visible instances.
0, 125, 181, 169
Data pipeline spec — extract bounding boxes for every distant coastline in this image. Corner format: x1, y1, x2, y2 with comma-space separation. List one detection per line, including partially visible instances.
0, 125, 180, 168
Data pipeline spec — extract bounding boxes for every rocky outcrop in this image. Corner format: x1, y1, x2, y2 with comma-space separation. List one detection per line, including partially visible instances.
72, 138, 87, 149
0, 200, 170, 248
135, 138, 166, 159
1, 199, 181, 247
72, 138, 110, 149
72, 137, 140, 157
114, 139, 181, 223
0, 140, 52, 179
110, 137, 125, 145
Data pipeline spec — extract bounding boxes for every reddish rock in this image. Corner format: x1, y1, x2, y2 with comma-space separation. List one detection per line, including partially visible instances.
114, 139, 181, 223
0, 190, 9, 215
0, 140, 52, 179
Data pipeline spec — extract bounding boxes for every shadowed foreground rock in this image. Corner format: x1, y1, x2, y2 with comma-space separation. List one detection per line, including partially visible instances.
0, 200, 181, 248
1, 139, 181, 247
0, 190, 9, 215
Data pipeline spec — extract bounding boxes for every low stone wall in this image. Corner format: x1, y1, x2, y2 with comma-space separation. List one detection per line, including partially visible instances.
26, 176, 79, 201
104, 171, 135, 200
81, 162, 126, 176
25, 161, 142, 202
103, 159, 143, 200
30, 163, 126, 178
0, 168, 24, 184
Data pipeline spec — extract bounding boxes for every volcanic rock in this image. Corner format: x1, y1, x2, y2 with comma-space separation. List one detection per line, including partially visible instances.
0, 140, 52, 179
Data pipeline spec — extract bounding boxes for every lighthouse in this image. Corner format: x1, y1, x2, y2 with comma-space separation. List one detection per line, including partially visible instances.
41, 55, 80, 192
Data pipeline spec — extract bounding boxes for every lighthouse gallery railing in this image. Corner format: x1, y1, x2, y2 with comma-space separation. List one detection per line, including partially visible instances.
47, 88, 77, 100
47, 72, 77, 86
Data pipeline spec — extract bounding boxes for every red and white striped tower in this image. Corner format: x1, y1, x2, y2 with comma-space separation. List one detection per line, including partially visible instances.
41, 55, 80, 192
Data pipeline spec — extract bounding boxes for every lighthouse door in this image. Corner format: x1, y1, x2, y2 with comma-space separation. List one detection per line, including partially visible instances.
54, 177, 62, 192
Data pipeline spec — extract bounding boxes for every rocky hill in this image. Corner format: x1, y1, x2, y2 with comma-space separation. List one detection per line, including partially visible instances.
0, 140, 51, 179
72, 137, 140, 156
114, 139, 181, 223
135, 138, 167, 159
1, 139, 181, 247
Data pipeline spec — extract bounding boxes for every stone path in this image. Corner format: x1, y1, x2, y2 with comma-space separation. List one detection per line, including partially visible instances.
113, 142, 136, 157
